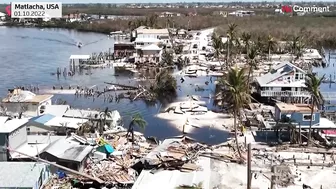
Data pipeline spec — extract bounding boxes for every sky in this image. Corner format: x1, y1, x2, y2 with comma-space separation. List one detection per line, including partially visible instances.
1, 0, 335, 3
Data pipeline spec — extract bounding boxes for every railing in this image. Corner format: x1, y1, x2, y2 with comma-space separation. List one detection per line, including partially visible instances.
321, 92, 336, 100
260, 91, 311, 97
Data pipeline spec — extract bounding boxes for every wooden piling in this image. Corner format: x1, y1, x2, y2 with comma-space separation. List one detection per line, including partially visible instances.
247, 143, 252, 189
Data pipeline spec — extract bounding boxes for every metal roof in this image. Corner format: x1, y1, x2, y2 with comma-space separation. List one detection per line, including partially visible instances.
0, 116, 9, 126
132, 156, 211, 189
64, 109, 118, 121
44, 117, 88, 129
31, 114, 55, 124
0, 162, 49, 188
43, 138, 93, 162
256, 62, 306, 87
0, 118, 29, 133
42, 105, 70, 116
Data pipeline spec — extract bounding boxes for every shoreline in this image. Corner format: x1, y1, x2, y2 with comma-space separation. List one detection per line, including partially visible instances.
3, 22, 111, 35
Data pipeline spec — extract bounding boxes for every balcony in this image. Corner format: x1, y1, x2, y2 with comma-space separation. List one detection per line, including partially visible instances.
260, 91, 311, 97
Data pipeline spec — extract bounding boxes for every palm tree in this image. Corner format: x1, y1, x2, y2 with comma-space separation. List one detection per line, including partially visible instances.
211, 32, 224, 67
99, 107, 113, 134
241, 32, 251, 54
266, 35, 277, 61
218, 67, 250, 159
291, 35, 301, 55
246, 47, 258, 90
255, 36, 264, 54
226, 23, 238, 66
304, 73, 325, 146
126, 113, 147, 143
295, 41, 305, 61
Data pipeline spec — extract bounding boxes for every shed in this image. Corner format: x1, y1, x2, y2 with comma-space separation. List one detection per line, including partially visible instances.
40, 138, 93, 171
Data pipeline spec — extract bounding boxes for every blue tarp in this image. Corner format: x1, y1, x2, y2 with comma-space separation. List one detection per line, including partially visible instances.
57, 171, 66, 179
104, 144, 114, 154
30, 114, 55, 124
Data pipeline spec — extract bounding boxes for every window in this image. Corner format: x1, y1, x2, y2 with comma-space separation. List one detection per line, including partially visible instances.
295, 73, 299, 80
303, 114, 315, 121
300, 74, 304, 79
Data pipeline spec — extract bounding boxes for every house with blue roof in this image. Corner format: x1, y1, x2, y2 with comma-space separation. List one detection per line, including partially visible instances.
27, 114, 88, 135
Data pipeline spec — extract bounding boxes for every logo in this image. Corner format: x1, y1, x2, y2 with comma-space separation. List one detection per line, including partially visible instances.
282, 5, 292, 13
281, 5, 330, 13
5, 5, 11, 16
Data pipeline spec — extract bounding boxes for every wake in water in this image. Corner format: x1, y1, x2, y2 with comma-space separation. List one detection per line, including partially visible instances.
83, 38, 106, 46
15, 35, 76, 46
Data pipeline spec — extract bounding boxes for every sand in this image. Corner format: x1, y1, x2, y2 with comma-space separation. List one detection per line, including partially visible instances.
156, 101, 234, 134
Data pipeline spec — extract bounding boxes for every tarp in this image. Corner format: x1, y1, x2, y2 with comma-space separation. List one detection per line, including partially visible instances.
104, 144, 114, 154
97, 144, 114, 155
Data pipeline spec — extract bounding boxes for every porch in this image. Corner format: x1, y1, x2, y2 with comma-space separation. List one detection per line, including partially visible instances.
260, 91, 311, 97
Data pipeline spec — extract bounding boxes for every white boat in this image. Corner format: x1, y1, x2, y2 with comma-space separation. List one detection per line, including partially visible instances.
182, 106, 208, 113
180, 102, 199, 109
77, 42, 83, 48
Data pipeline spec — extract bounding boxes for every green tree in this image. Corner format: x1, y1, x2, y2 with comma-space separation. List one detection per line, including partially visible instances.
304, 73, 325, 146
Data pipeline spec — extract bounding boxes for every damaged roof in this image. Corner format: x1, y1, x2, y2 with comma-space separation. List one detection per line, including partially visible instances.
256, 62, 306, 87
132, 138, 212, 189
43, 138, 93, 162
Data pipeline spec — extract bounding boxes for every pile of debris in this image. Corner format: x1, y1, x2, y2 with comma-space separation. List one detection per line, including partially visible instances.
132, 138, 209, 174
84, 131, 157, 185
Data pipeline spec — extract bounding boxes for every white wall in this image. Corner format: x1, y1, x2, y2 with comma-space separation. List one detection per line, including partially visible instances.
8, 126, 27, 150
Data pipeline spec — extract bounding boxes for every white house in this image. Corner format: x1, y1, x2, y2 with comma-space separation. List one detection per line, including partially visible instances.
228, 10, 255, 17
134, 38, 161, 49
136, 28, 170, 44
159, 12, 181, 18
255, 62, 311, 103
137, 44, 162, 63
1, 89, 53, 116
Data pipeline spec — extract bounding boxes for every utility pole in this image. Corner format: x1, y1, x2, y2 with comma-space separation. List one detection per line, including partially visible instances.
247, 143, 252, 189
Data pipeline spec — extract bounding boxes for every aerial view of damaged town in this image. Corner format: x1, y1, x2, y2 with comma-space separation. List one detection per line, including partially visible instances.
1, 0, 336, 188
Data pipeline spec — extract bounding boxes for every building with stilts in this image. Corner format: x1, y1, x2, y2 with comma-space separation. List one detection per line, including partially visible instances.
255, 62, 311, 104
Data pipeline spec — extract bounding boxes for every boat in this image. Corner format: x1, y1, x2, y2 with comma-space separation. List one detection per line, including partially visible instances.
77, 42, 83, 48
180, 102, 199, 109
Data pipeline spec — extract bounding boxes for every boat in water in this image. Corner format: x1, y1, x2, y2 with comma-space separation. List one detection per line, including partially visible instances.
77, 42, 83, 48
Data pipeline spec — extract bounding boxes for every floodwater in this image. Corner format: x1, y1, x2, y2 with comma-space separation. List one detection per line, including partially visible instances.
0, 27, 229, 145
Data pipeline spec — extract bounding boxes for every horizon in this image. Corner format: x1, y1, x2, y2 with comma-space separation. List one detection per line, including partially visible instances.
1, 0, 335, 4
